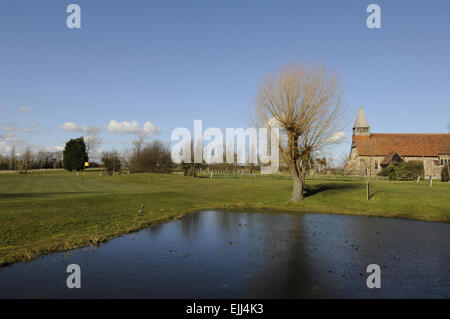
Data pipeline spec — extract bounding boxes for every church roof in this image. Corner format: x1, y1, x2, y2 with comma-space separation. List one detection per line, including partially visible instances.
353, 107, 369, 128
353, 133, 450, 157
380, 151, 404, 166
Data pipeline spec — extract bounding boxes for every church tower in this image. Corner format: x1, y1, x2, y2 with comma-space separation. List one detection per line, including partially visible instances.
353, 106, 370, 136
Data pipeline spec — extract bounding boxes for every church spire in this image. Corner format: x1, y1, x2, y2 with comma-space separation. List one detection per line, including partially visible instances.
353, 106, 370, 136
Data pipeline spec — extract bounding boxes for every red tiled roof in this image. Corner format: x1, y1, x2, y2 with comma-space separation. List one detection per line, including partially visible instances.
353, 134, 450, 157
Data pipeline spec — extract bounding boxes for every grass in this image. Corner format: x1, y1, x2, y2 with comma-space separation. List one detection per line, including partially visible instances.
0, 170, 449, 266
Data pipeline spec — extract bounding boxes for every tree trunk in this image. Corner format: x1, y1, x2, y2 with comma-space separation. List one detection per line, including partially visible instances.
287, 132, 305, 202
291, 176, 304, 201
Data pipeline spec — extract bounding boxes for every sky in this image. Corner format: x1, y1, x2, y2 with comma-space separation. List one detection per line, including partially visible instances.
0, 0, 449, 164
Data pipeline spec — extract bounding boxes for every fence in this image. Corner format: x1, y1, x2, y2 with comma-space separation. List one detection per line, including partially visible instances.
395, 170, 424, 181
197, 171, 389, 181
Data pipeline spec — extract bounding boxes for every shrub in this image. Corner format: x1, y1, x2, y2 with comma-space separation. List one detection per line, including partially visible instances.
181, 161, 203, 177
101, 151, 121, 175
378, 160, 424, 180
441, 165, 449, 182
378, 165, 397, 180
129, 140, 174, 173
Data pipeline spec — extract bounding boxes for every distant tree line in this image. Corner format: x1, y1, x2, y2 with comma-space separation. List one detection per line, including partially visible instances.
0, 146, 63, 172
2, 138, 335, 178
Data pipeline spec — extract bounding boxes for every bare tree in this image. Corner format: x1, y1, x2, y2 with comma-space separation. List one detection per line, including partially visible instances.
315, 156, 327, 171
337, 151, 350, 170
8, 145, 16, 170
251, 62, 344, 201
19, 147, 32, 174
131, 136, 145, 155
54, 151, 63, 168
84, 126, 103, 159
102, 150, 122, 175
129, 140, 173, 173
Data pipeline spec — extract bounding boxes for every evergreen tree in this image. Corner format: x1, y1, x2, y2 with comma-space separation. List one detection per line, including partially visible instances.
63, 137, 88, 171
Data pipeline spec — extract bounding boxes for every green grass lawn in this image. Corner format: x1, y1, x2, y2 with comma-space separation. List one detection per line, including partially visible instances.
0, 170, 449, 266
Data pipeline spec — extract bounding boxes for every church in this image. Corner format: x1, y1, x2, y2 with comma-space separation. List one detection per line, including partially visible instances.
345, 107, 450, 178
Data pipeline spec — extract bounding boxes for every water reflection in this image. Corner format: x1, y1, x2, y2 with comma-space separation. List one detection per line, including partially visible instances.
0, 211, 448, 298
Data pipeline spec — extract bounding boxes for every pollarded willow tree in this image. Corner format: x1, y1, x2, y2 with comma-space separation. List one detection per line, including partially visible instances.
251, 62, 345, 201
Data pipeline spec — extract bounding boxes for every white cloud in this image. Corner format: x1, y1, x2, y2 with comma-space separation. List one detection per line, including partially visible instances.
0, 129, 64, 156
29, 122, 39, 127
0, 139, 64, 156
60, 122, 80, 132
142, 121, 160, 136
42, 145, 64, 152
107, 120, 140, 135
2, 123, 39, 134
82, 125, 103, 135
0, 141, 12, 154
328, 131, 349, 144
22, 128, 39, 134
1, 132, 26, 144
19, 106, 32, 114
59, 123, 103, 136
107, 120, 160, 137
2, 125, 17, 132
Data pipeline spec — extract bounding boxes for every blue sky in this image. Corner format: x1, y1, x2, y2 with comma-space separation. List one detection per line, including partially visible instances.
0, 0, 449, 162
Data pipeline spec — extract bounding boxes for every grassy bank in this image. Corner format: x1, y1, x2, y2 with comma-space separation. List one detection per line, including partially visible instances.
1, 171, 449, 266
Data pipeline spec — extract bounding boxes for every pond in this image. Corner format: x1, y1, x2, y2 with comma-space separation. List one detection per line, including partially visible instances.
0, 211, 448, 298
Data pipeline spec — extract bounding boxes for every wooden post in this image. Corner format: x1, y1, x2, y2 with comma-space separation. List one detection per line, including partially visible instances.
367, 181, 370, 200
